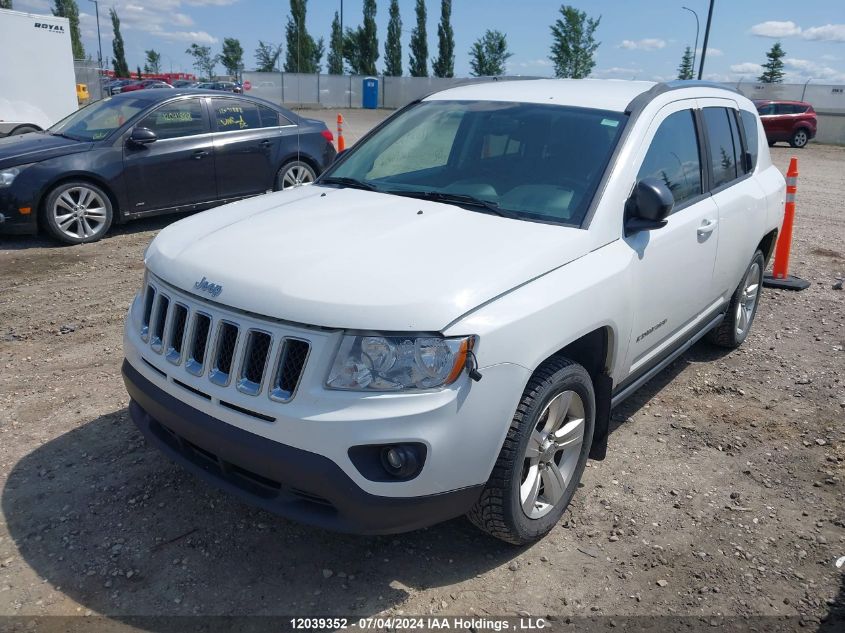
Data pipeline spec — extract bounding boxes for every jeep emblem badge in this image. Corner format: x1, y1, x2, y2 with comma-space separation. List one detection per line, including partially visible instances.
194, 276, 223, 297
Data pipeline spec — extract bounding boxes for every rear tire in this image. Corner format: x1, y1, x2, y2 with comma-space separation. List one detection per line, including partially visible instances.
274, 161, 316, 191
468, 357, 595, 544
790, 128, 809, 148
707, 250, 764, 348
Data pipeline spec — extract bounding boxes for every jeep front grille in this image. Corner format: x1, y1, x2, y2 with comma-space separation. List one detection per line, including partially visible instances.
137, 279, 311, 406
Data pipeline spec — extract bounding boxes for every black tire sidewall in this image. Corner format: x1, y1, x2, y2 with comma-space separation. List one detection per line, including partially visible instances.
43, 181, 114, 245
275, 161, 316, 191
506, 364, 595, 542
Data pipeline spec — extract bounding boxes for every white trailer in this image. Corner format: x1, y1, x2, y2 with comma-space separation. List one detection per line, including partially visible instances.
0, 7, 78, 137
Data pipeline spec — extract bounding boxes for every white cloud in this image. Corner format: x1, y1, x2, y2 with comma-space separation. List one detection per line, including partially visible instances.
619, 38, 666, 51
158, 30, 218, 44
801, 24, 845, 42
782, 57, 845, 82
591, 66, 644, 79
750, 21, 802, 38
750, 20, 845, 43
730, 62, 763, 75
696, 47, 723, 57
515, 59, 553, 68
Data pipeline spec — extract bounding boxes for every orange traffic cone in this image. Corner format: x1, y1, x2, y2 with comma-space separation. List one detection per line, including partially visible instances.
337, 113, 345, 152
763, 157, 809, 291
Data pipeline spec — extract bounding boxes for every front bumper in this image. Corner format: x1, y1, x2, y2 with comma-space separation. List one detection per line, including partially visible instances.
124, 359, 484, 534
0, 187, 38, 235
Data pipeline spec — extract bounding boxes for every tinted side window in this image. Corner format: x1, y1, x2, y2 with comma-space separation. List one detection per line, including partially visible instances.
757, 104, 775, 116
727, 110, 744, 175
213, 100, 261, 132
740, 110, 759, 172
775, 103, 796, 115
637, 110, 702, 207
138, 99, 206, 140
258, 105, 281, 128
703, 107, 738, 188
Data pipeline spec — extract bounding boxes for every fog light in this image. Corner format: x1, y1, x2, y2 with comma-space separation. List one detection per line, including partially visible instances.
380, 445, 420, 479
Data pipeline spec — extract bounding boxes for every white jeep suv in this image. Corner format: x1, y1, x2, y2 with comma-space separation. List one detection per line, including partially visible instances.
123, 80, 784, 544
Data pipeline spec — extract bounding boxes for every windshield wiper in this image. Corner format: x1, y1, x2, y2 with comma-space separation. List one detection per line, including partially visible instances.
390, 190, 520, 219
320, 176, 377, 191
50, 131, 82, 141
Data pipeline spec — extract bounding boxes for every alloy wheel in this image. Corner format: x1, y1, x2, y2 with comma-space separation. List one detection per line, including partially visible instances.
52, 186, 108, 241
520, 390, 586, 519
735, 261, 761, 337
280, 165, 315, 190
793, 130, 808, 147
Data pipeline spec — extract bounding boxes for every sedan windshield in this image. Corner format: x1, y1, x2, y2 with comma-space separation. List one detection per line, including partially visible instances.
49, 96, 148, 142
323, 100, 626, 226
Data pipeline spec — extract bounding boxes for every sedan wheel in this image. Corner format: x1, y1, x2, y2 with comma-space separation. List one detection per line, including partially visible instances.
276, 161, 316, 191
43, 182, 113, 245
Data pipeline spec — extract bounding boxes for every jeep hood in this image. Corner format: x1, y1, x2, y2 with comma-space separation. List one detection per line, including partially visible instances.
145, 186, 593, 331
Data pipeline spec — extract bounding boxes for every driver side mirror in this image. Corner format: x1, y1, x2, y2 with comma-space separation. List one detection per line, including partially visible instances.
625, 178, 674, 235
128, 127, 157, 146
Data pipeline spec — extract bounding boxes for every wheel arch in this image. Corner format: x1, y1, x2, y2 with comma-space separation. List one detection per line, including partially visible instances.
757, 228, 778, 266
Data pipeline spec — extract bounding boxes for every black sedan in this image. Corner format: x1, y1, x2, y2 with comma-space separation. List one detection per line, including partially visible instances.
0, 90, 336, 244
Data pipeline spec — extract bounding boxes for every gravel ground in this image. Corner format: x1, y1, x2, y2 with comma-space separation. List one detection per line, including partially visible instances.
0, 118, 843, 631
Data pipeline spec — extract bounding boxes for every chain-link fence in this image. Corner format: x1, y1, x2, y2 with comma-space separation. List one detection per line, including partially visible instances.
73, 60, 105, 105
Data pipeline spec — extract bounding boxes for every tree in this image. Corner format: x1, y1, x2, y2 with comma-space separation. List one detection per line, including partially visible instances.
549, 4, 601, 79
327, 11, 344, 74
677, 46, 694, 80
408, 0, 428, 77
469, 29, 512, 77
136, 66, 142, 80
53, 1, 84, 59
186, 43, 216, 80
109, 8, 130, 78
343, 0, 378, 75
255, 41, 282, 72
284, 0, 323, 73
144, 50, 162, 74
383, 0, 402, 76
0, 1, 13, 9
432, 0, 454, 78
219, 37, 244, 77
759, 42, 786, 83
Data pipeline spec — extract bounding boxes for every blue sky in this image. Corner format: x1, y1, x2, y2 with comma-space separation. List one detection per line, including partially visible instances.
11, 0, 845, 83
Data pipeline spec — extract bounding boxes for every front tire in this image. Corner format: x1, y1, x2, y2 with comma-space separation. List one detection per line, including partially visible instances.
790, 128, 809, 148
42, 181, 113, 245
468, 357, 595, 544
707, 250, 764, 348
274, 161, 316, 191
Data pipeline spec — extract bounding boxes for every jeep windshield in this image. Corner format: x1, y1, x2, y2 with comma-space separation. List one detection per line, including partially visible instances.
321, 100, 627, 226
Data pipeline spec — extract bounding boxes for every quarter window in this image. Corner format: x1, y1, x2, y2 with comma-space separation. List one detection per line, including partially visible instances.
213, 100, 261, 131
702, 107, 739, 188
740, 110, 759, 172
258, 105, 282, 128
637, 110, 702, 207
138, 99, 206, 140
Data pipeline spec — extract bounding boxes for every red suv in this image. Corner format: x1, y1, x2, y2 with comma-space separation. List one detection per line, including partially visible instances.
754, 100, 817, 148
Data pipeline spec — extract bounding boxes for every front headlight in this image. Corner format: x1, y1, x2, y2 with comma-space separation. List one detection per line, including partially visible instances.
0, 167, 23, 188
326, 334, 475, 391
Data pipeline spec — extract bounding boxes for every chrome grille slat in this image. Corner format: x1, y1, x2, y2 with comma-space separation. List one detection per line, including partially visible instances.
166, 303, 189, 364
270, 338, 310, 403
186, 312, 212, 376
150, 294, 170, 353
237, 330, 272, 396
209, 321, 240, 386
138, 279, 311, 407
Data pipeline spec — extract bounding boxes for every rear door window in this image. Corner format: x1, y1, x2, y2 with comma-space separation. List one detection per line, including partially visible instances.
756, 104, 775, 116
637, 109, 702, 207
213, 99, 261, 132
702, 107, 739, 189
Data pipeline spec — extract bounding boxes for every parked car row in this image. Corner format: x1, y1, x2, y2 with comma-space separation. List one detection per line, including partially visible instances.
104, 78, 243, 96
0, 90, 335, 244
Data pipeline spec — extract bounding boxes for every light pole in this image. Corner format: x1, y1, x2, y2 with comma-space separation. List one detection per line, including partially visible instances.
88, 0, 103, 70
698, 0, 715, 80
681, 6, 699, 77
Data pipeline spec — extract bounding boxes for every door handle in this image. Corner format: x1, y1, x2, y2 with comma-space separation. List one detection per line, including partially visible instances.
192, 150, 209, 160
697, 218, 718, 236
259, 139, 271, 149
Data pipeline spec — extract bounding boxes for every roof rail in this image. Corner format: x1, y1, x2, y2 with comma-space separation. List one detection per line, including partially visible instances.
625, 80, 741, 115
